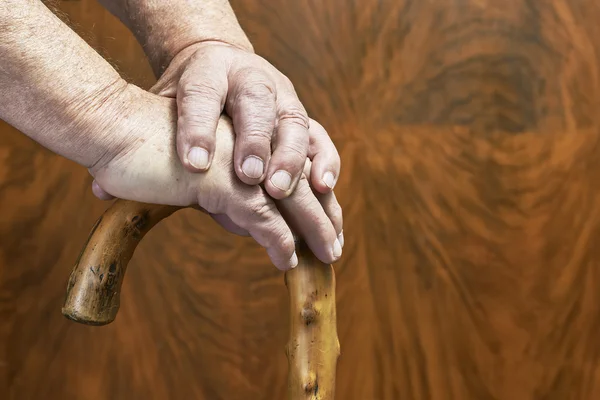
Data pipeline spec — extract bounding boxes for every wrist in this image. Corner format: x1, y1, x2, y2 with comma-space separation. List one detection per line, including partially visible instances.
86, 83, 172, 172
151, 25, 254, 76
100, 1, 253, 77
0, 0, 147, 170
80, 81, 141, 170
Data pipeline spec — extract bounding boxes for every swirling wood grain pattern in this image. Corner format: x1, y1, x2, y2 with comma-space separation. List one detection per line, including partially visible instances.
2, 0, 600, 399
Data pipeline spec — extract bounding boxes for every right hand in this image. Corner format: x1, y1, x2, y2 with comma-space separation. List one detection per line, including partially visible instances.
151, 41, 341, 201
89, 85, 343, 271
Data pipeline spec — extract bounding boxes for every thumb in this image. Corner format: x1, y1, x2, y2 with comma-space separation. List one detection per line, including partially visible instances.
91, 179, 115, 201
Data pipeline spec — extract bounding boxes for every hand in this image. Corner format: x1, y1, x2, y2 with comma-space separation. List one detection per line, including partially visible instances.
151, 41, 341, 200
90, 85, 344, 271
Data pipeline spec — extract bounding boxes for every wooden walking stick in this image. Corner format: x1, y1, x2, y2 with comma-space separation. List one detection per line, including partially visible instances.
62, 198, 340, 399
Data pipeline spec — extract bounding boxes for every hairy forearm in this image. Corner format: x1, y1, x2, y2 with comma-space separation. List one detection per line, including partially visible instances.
0, 0, 138, 168
98, 0, 253, 76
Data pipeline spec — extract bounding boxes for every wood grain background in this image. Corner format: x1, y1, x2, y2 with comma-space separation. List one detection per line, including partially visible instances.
2, 0, 600, 399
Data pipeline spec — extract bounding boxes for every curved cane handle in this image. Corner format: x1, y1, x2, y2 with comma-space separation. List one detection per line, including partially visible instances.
61, 198, 340, 398
62, 199, 181, 325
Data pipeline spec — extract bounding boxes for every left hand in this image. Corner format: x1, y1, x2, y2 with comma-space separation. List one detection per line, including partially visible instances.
88, 87, 344, 270
90, 71, 345, 265
150, 41, 341, 200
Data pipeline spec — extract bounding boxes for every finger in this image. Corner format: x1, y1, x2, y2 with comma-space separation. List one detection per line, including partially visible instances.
276, 174, 342, 264
307, 119, 341, 193
209, 213, 250, 236
177, 57, 228, 173
226, 67, 277, 185
316, 191, 344, 248
91, 180, 115, 201
263, 87, 310, 200
303, 159, 344, 247
226, 193, 298, 271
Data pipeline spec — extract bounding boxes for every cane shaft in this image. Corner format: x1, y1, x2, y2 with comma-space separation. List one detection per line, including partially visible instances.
285, 240, 340, 400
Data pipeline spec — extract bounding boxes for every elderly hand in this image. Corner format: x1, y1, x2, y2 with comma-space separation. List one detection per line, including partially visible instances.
90, 85, 344, 271
151, 41, 341, 200
1, 0, 344, 271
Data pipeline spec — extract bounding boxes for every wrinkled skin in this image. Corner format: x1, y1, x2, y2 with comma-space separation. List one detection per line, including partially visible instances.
0, 1, 343, 271
152, 41, 341, 199
90, 84, 343, 271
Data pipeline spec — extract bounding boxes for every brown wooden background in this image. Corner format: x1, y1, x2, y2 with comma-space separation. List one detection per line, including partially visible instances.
2, 0, 600, 399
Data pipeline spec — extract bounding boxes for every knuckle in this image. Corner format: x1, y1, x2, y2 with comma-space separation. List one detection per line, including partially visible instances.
179, 113, 214, 132
280, 236, 296, 255
244, 129, 273, 143
248, 199, 277, 219
271, 228, 293, 253
237, 112, 276, 135
180, 82, 222, 105
233, 101, 276, 136
236, 82, 276, 104
278, 106, 309, 129
276, 141, 308, 170
285, 139, 309, 159
293, 176, 314, 201
329, 202, 344, 226
246, 200, 291, 249
233, 68, 276, 99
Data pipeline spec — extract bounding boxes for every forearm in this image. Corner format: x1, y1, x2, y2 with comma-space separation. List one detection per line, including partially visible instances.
98, 0, 253, 77
0, 0, 136, 168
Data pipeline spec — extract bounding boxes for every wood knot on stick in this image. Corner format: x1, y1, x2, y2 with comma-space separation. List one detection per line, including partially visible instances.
127, 211, 149, 239
303, 375, 318, 395
301, 304, 318, 325
131, 213, 148, 231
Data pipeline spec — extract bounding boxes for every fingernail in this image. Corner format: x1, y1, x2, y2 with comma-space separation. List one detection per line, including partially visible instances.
338, 231, 344, 248
242, 156, 264, 179
289, 251, 298, 268
332, 238, 342, 259
188, 147, 210, 170
270, 170, 292, 191
323, 171, 336, 189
